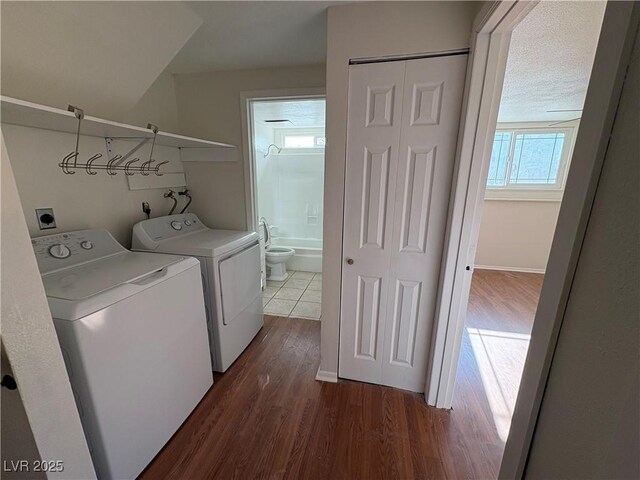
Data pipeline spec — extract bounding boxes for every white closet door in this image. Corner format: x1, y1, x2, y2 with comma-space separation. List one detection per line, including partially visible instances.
381, 55, 468, 391
340, 55, 467, 392
339, 61, 405, 384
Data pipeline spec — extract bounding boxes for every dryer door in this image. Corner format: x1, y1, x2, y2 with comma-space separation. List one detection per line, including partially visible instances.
218, 243, 261, 325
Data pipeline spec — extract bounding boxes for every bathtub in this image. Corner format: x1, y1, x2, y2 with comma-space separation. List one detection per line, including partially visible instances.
271, 237, 322, 273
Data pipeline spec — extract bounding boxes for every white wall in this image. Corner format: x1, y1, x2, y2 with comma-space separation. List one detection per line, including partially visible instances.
1, 3, 186, 139
173, 64, 326, 230
0, 1, 200, 122
319, 1, 478, 379
3, 124, 185, 247
1, 1, 190, 249
524, 25, 639, 477
474, 120, 579, 273
123, 71, 180, 133
1, 131, 96, 479
475, 200, 560, 272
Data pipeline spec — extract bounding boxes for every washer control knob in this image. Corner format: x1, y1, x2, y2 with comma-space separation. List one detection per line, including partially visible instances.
80, 241, 93, 250
49, 244, 71, 259
184, 220, 192, 226
171, 221, 183, 231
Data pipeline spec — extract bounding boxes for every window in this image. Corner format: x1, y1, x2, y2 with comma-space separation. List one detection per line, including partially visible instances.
486, 126, 576, 200
275, 127, 326, 153
284, 135, 315, 148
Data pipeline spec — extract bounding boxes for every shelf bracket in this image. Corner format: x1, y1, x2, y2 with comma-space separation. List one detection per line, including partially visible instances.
104, 136, 150, 167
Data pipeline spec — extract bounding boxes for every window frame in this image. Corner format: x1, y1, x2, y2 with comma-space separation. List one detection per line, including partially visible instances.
274, 127, 326, 154
485, 122, 579, 201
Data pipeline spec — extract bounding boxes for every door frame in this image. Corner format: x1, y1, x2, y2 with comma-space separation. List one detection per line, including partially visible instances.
426, 0, 639, 477
425, 0, 536, 409
239, 87, 326, 232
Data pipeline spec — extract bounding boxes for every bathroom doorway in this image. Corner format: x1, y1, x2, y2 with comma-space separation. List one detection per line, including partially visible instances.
242, 92, 325, 319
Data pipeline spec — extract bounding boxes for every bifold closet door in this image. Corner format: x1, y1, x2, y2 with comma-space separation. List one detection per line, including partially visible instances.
339, 54, 467, 392
339, 61, 405, 385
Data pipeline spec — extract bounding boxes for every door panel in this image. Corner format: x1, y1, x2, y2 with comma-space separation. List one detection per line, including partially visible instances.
382, 55, 468, 392
366, 86, 397, 127
340, 55, 467, 392
360, 147, 391, 250
339, 61, 405, 384
354, 275, 383, 359
390, 279, 422, 366
399, 147, 435, 254
410, 82, 444, 126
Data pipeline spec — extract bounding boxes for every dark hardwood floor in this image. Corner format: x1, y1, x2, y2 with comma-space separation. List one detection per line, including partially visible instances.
140, 270, 543, 479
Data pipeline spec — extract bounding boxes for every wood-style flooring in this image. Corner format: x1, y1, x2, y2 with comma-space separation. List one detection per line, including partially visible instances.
140, 269, 543, 479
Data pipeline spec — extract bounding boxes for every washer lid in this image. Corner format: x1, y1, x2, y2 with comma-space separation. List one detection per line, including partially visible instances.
43, 251, 197, 320
43, 251, 186, 300
147, 229, 259, 258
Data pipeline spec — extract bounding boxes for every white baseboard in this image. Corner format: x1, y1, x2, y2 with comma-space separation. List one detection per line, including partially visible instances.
315, 368, 338, 383
474, 264, 546, 274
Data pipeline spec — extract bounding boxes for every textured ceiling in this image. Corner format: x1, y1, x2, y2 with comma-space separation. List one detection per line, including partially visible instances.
498, 1, 606, 123
167, 2, 344, 73
253, 99, 326, 128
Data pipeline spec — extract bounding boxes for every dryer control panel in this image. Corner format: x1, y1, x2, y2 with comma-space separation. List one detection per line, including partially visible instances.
32, 229, 125, 274
132, 213, 206, 250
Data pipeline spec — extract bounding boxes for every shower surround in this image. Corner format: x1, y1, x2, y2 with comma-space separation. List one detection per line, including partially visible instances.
257, 152, 324, 272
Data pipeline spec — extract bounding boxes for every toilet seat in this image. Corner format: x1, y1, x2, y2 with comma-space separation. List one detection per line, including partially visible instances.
266, 247, 295, 256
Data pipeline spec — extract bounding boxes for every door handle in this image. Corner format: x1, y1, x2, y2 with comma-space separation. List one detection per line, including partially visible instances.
129, 267, 168, 285
346, 258, 354, 265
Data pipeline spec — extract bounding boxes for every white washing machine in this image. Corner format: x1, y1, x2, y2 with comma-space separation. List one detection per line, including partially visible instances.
132, 213, 263, 372
32, 229, 213, 480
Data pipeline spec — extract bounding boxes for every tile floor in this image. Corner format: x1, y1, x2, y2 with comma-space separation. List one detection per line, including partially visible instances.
262, 271, 322, 320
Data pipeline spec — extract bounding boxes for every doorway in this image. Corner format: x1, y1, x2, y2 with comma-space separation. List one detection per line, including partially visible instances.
243, 93, 326, 319
452, 0, 605, 447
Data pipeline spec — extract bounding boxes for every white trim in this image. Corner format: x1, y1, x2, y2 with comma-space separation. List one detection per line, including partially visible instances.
315, 368, 338, 383
179, 147, 238, 163
474, 265, 545, 274
484, 189, 563, 202
1, 95, 235, 150
497, 120, 581, 129
426, 0, 537, 408
239, 87, 326, 231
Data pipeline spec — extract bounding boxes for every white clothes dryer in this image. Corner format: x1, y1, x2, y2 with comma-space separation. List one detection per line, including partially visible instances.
132, 213, 263, 372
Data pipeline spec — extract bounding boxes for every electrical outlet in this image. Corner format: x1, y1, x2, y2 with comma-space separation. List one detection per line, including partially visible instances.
36, 208, 57, 230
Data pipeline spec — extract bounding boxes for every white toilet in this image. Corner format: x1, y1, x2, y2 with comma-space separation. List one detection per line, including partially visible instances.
265, 246, 295, 281
261, 219, 295, 281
